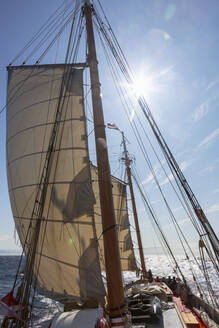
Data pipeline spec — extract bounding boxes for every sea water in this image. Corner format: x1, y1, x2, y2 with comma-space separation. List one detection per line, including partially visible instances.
0, 255, 218, 327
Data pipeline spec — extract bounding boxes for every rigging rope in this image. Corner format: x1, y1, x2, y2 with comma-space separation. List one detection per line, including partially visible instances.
93, 2, 219, 298
94, 17, 187, 268
7, 4, 85, 328
10, 0, 77, 65
92, 3, 219, 266
0, 1, 80, 116
3, 2, 219, 326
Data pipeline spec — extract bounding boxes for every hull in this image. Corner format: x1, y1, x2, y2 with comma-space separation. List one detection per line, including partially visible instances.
190, 294, 219, 328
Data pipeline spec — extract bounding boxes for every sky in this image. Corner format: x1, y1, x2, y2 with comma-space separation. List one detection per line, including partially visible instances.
0, 0, 219, 255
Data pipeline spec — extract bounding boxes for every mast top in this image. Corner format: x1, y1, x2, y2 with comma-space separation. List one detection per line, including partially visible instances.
121, 131, 133, 168
82, 0, 91, 5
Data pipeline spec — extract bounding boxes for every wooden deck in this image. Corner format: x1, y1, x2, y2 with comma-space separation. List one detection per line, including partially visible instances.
173, 296, 200, 328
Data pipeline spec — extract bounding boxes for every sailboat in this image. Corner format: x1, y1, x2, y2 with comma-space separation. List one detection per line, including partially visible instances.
1, 0, 219, 327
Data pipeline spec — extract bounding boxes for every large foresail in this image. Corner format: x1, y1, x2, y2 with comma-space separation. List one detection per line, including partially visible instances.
91, 166, 137, 271
6, 64, 105, 303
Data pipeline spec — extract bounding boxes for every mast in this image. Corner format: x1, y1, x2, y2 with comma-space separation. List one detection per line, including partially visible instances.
121, 132, 147, 279
83, 2, 128, 326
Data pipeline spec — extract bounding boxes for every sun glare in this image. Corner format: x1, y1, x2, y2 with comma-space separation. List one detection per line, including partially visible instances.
123, 65, 174, 121
124, 72, 158, 122
131, 65, 174, 100
132, 75, 157, 99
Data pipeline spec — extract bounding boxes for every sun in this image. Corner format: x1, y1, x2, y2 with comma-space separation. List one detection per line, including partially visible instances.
123, 72, 158, 122
131, 74, 157, 100
131, 65, 174, 100
123, 65, 174, 121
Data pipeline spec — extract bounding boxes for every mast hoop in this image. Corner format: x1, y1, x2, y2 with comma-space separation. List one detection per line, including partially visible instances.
95, 123, 105, 129
108, 302, 126, 312
90, 81, 101, 88
102, 224, 117, 235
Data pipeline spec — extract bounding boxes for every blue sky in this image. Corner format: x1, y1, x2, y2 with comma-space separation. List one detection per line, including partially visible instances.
0, 0, 219, 254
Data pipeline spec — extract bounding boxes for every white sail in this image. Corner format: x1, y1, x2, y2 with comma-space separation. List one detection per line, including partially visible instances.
91, 166, 137, 271
6, 65, 105, 303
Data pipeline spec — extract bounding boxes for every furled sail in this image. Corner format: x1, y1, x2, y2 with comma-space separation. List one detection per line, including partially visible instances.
6, 64, 105, 303
91, 166, 137, 271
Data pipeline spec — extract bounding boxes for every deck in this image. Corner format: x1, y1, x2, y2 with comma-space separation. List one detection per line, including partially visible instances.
135, 305, 183, 327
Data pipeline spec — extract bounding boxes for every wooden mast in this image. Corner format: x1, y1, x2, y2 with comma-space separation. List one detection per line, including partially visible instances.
121, 132, 147, 279
83, 2, 128, 326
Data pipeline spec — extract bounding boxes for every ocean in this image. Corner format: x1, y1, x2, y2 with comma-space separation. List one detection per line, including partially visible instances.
0, 255, 218, 327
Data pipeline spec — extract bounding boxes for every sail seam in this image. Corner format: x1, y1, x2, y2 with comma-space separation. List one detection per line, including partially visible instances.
9, 180, 92, 192
7, 95, 73, 122
7, 118, 85, 144
14, 216, 97, 224
7, 147, 86, 166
